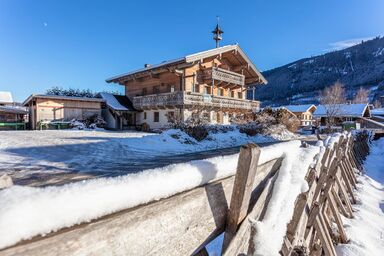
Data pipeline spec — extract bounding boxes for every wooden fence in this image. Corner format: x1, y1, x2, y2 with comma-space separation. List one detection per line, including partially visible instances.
0, 132, 370, 256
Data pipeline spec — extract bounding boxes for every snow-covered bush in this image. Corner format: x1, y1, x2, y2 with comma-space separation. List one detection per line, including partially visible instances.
70, 115, 106, 130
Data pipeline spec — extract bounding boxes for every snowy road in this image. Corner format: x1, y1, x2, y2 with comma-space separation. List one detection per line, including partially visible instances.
0, 129, 290, 186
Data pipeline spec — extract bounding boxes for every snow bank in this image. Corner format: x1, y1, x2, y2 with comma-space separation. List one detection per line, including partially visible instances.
337, 138, 384, 256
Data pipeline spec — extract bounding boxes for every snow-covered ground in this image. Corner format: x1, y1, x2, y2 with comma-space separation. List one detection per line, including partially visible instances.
0, 128, 295, 186
336, 138, 384, 256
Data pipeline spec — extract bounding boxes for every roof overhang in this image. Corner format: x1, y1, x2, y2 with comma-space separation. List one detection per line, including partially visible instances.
22, 94, 105, 106
106, 45, 267, 86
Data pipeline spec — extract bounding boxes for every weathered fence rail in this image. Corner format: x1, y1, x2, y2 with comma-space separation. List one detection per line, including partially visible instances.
0, 132, 370, 256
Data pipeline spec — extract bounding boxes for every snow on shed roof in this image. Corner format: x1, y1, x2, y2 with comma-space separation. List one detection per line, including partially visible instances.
371, 108, 384, 116
0, 91, 13, 103
314, 104, 370, 117
282, 104, 317, 113
99, 93, 135, 111
105, 44, 267, 85
22, 94, 105, 106
0, 105, 28, 115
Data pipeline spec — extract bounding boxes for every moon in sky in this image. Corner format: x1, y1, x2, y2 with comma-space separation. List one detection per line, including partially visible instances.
43, 22, 48, 27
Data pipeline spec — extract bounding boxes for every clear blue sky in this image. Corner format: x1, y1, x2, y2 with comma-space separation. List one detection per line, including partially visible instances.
1, 0, 383, 102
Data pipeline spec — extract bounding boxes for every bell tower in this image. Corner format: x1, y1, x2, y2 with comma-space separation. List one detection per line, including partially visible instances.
212, 17, 224, 48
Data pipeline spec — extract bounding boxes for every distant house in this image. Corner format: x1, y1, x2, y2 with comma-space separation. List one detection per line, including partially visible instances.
0, 91, 28, 130
313, 103, 371, 128
99, 93, 137, 130
23, 94, 105, 130
281, 104, 317, 127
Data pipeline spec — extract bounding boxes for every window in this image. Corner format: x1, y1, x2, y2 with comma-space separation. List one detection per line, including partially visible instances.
217, 88, 223, 96
204, 86, 211, 95
142, 88, 147, 96
154, 112, 159, 122
153, 86, 160, 94
237, 92, 243, 99
167, 111, 175, 122
143, 112, 147, 120
193, 84, 200, 93
216, 112, 222, 124
231, 91, 235, 98
168, 85, 175, 92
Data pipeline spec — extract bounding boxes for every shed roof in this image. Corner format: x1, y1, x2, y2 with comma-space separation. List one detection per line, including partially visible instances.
0, 105, 28, 115
99, 93, 135, 111
0, 91, 13, 104
22, 94, 105, 106
314, 104, 371, 117
106, 44, 267, 85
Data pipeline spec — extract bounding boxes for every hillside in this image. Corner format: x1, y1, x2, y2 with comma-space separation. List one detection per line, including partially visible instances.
253, 36, 384, 106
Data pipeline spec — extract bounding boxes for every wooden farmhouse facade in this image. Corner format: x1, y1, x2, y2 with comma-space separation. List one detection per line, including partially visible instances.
282, 104, 317, 127
23, 94, 104, 130
106, 45, 267, 129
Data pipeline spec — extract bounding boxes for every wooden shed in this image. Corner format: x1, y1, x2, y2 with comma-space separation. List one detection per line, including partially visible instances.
23, 94, 105, 130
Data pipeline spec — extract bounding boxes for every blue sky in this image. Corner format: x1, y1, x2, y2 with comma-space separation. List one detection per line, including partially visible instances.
1, 0, 383, 102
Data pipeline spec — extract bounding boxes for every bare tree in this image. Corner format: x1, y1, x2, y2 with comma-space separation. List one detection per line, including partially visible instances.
319, 81, 347, 129
353, 87, 370, 103
373, 99, 382, 108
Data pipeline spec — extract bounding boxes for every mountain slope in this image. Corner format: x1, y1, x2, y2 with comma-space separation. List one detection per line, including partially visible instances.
253, 36, 384, 106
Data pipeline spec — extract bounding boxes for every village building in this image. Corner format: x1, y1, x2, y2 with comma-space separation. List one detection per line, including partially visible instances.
23, 94, 104, 130
281, 104, 317, 127
99, 93, 136, 130
0, 91, 28, 130
313, 103, 371, 129
106, 45, 267, 130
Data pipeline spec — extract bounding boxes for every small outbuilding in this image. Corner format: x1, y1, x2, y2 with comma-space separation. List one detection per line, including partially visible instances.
0, 91, 28, 130
23, 94, 105, 130
99, 93, 137, 130
313, 103, 371, 129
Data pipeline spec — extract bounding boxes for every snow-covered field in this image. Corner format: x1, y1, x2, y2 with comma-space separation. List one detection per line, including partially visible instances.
0, 128, 295, 186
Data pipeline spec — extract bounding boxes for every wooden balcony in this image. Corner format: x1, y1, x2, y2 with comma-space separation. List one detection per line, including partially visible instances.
132, 92, 260, 111
200, 67, 245, 86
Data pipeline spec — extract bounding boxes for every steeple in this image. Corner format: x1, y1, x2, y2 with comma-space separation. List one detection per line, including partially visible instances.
212, 17, 223, 48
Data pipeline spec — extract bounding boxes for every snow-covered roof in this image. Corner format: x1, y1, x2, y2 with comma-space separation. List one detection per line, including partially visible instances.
282, 104, 317, 113
0, 105, 28, 115
106, 44, 267, 85
371, 108, 384, 116
99, 93, 134, 111
0, 91, 13, 104
314, 104, 370, 117
22, 94, 105, 106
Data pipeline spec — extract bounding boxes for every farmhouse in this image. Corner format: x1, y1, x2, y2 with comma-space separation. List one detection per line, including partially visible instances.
23, 94, 104, 130
313, 103, 371, 128
0, 91, 28, 130
106, 45, 267, 130
282, 104, 317, 127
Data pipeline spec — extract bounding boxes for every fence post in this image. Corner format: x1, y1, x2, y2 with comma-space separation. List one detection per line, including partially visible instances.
222, 143, 261, 252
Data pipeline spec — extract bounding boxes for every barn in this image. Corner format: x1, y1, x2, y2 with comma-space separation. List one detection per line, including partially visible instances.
23, 94, 105, 130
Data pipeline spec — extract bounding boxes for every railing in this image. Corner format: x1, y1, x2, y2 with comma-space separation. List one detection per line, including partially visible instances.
200, 67, 245, 86
0, 132, 370, 256
132, 91, 260, 111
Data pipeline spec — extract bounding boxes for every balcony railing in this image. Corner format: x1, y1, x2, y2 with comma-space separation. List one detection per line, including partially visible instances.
200, 67, 245, 86
132, 92, 260, 111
